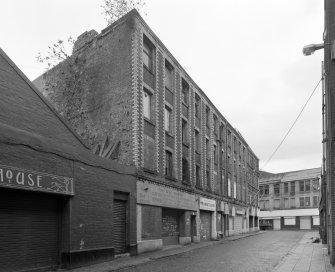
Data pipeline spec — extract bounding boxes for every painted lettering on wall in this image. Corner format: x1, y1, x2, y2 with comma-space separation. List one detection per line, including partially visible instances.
0, 164, 74, 195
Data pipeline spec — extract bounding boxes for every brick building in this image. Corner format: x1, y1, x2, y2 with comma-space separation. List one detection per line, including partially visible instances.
259, 168, 321, 231
0, 48, 137, 271
34, 10, 260, 253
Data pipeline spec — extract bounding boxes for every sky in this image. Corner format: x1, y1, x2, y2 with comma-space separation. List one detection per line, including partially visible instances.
0, 0, 324, 173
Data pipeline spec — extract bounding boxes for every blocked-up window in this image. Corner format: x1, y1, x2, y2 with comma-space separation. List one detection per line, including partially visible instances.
313, 196, 319, 207
274, 199, 280, 209
164, 106, 172, 132
143, 88, 152, 120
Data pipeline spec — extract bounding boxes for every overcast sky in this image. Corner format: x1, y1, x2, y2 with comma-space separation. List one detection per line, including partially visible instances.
0, 0, 324, 173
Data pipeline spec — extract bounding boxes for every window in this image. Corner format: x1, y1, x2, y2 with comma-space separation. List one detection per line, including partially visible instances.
182, 158, 189, 183
165, 150, 173, 177
290, 198, 295, 208
227, 130, 231, 146
206, 107, 210, 127
164, 106, 172, 132
221, 149, 225, 167
313, 196, 319, 207
274, 199, 280, 209
284, 198, 289, 208
213, 115, 218, 135
290, 182, 295, 195
305, 180, 310, 192
213, 144, 218, 164
182, 80, 189, 105
195, 94, 201, 118
233, 181, 237, 199
165, 62, 173, 90
195, 130, 200, 153
312, 179, 320, 191
264, 185, 269, 196
259, 185, 264, 196
206, 166, 211, 190
264, 200, 269, 209
305, 197, 310, 207
206, 138, 210, 158
196, 165, 201, 187
228, 178, 231, 197
274, 183, 280, 196
284, 182, 289, 194
143, 39, 153, 71
143, 88, 152, 119
299, 180, 304, 192
220, 124, 225, 142
299, 197, 304, 207
182, 119, 189, 144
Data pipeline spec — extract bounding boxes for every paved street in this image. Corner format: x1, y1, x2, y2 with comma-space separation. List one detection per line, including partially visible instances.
119, 231, 305, 272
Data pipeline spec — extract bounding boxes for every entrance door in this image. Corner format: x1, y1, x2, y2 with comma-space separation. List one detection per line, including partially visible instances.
113, 199, 128, 254
191, 215, 196, 242
0, 190, 60, 272
200, 211, 211, 241
300, 216, 311, 230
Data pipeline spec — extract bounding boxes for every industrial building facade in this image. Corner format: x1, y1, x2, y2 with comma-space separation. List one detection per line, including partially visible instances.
34, 10, 260, 254
259, 168, 321, 231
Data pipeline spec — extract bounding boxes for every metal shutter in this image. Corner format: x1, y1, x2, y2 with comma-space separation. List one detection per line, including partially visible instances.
300, 216, 311, 230
0, 190, 59, 272
162, 209, 180, 245
273, 218, 281, 230
234, 215, 243, 234
200, 211, 212, 241
113, 199, 127, 254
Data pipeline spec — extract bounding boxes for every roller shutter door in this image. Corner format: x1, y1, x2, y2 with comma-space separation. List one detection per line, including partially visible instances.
300, 216, 311, 230
200, 211, 212, 241
113, 199, 127, 254
162, 208, 180, 245
0, 190, 59, 272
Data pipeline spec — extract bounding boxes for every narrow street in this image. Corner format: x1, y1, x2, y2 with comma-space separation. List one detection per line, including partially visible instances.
119, 231, 306, 272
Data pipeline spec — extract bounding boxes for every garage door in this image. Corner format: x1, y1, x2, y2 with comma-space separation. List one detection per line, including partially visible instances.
0, 190, 59, 272
162, 208, 180, 245
200, 211, 212, 241
300, 216, 311, 230
113, 199, 128, 254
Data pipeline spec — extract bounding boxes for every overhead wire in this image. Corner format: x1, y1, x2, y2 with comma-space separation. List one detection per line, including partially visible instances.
261, 75, 324, 171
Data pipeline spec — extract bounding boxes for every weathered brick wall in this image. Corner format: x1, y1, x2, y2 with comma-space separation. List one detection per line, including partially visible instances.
34, 17, 135, 166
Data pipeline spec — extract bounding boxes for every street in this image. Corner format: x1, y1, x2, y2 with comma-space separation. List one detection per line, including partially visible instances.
119, 231, 306, 272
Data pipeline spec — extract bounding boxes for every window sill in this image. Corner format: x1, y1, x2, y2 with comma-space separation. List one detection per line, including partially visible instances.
182, 142, 190, 148
165, 175, 177, 182
143, 65, 155, 76
165, 131, 174, 138
144, 117, 155, 126
182, 180, 191, 186
182, 102, 189, 108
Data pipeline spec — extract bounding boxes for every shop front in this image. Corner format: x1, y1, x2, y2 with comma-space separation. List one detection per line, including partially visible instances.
136, 178, 198, 253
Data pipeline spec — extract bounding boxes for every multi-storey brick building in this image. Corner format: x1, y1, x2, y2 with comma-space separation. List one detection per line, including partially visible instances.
34, 9, 259, 254
259, 168, 321, 231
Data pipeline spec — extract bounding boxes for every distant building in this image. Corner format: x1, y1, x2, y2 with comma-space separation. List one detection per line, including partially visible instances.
34, 10, 260, 254
259, 168, 321, 231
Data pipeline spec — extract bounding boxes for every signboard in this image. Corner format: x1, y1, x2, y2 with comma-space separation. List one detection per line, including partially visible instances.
199, 197, 216, 211
0, 164, 74, 196
137, 181, 197, 211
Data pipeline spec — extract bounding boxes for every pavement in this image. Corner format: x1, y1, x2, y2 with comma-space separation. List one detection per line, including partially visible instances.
64, 231, 264, 272
273, 232, 335, 272
63, 231, 335, 272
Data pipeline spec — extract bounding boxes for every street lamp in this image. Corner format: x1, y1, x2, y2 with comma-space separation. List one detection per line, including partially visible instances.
303, 43, 324, 56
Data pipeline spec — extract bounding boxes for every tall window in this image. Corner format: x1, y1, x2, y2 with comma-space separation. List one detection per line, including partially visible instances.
182, 158, 189, 183
165, 150, 173, 177
164, 106, 172, 132
165, 62, 173, 90
182, 119, 189, 144
213, 144, 218, 164
213, 115, 218, 135
313, 196, 319, 206
228, 177, 231, 197
195, 130, 200, 153
264, 185, 269, 196
143, 88, 152, 119
299, 197, 304, 207
312, 179, 320, 191
206, 138, 210, 158
284, 182, 289, 194
182, 80, 189, 105
196, 165, 201, 187
205, 107, 210, 127
290, 182, 295, 195
305, 197, 310, 207
299, 180, 304, 192
195, 94, 200, 118
274, 183, 280, 196
305, 180, 310, 192
206, 167, 211, 190
143, 39, 153, 72
233, 181, 237, 199
259, 185, 264, 196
